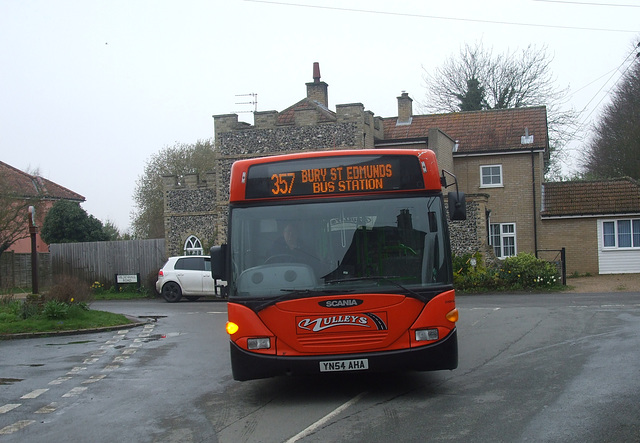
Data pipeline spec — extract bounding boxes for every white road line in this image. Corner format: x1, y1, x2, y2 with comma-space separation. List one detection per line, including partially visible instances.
67, 366, 86, 375
82, 375, 106, 384
0, 420, 35, 435
0, 404, 21, 414
49, 376, 72, 385
122, 348, 137, 355
62, 387, 87, 398
35, 402, 59, 414
285, 391, 367, 443
20, 388, 48, 399
102, 365, 120, 372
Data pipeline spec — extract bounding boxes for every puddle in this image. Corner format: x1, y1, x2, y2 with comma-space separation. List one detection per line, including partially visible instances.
46, 340, 96, 346
138, 315, 167, 322
0, 378, 23, 385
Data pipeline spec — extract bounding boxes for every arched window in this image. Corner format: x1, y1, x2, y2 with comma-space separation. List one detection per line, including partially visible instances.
184, 235, 203, 255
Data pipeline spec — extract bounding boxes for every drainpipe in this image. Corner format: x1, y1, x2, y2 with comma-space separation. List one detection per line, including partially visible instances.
531, 149, 538, 257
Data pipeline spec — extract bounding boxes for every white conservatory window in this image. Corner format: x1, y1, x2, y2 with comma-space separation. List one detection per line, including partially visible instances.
184, 235, 203, 255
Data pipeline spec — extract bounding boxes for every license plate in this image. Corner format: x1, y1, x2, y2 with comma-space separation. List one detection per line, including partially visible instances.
319, 359, 369, 372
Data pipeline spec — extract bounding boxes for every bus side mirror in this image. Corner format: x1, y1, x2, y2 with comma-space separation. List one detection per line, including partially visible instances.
210, 244, 228, 280
448, 192, 467, 221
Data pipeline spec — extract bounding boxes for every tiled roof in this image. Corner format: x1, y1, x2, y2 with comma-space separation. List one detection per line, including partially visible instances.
276, 98, 337, 125
541, 178, 640, 217
382, 106, 548, 154
0, 161, 84, 201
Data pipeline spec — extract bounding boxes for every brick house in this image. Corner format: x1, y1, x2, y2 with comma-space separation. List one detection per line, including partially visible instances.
163, 63, 638, 275
0, 161, 85, 253
540, 178, 640, 274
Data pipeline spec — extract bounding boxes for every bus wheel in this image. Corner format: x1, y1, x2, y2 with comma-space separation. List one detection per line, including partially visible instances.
162, 282, 182, 303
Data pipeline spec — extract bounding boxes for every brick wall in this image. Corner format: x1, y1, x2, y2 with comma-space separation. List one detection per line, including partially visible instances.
539, 218, 598, 275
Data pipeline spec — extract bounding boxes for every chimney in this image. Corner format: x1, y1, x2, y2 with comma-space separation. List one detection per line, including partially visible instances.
397, 91, 413, 125
306, 62, 329, 108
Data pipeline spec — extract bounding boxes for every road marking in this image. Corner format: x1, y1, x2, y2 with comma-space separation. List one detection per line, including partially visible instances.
21, 389, 48, 399
82, 375, 106, 384
67, 366, 86, 375
122, 348, 137, 355
49, 376, 72, 385
0, 404, 21, 414
62, 387, 87, 398
35, 402, 59, 414
83, 357, 99, 364
0, 420, 35, 435
113, 355, 129, 363
285, 391, 367, 443
102, 365, 120, 372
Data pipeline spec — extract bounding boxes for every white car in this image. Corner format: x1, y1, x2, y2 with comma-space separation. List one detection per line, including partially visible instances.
156, 256, 223, 303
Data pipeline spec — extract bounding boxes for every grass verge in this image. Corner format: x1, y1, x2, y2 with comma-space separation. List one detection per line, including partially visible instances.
0, 295, 135, 336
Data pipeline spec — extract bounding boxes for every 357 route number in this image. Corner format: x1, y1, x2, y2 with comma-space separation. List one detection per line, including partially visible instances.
271, 173, 295, 195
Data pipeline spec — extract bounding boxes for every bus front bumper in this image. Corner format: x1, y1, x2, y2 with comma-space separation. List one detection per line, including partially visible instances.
229, 328, 458, 381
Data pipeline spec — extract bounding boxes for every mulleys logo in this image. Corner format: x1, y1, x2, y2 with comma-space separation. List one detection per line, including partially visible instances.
298, 316, 370, 332
319, 299, 363, 308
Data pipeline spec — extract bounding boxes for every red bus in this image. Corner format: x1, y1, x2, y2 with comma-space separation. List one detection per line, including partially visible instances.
211, 149, 466, 381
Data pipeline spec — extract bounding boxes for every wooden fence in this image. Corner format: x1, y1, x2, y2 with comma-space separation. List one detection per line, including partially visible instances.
50, 239, 166, 290
0, 252, 52, 291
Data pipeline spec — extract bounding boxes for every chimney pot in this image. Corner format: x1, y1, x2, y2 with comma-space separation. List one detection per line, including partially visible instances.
313, 62, 321, 83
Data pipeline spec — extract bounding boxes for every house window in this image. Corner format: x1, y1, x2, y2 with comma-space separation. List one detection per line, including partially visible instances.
480, 165, 503, 187
184, 235, 203, 255
490, 223, 517, 258
603, 219, 640, 249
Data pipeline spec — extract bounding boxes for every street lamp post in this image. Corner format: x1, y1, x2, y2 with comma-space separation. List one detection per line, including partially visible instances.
28, 206, 39, 294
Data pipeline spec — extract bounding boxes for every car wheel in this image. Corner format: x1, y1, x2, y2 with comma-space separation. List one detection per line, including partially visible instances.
162, 282, 182, 303
185, 296, 201, 302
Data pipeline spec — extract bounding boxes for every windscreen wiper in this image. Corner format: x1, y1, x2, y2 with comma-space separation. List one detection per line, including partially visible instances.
325, 276, 427, 301
254, 288, 354, 311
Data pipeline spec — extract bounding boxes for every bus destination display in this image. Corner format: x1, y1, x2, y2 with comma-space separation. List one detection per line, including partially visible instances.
244, 155, 425, 199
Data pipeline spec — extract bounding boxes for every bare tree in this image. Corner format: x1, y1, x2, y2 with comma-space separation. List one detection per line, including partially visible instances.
583, 50, 640, 180
131, 139, 217, 239
421, 42, 578, 178
0, 170, 38, 257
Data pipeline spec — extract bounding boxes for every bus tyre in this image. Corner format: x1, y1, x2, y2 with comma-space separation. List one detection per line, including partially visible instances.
162, 282, 182, 303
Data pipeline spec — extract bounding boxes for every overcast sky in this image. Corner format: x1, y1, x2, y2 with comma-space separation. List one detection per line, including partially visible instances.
1, 0, 638, 233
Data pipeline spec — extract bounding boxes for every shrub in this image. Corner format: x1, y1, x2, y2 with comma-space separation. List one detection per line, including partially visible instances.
498, 253, 560, 289
43, 300, 69, 319
45, 275, 93, 306
454, 252, 561, 292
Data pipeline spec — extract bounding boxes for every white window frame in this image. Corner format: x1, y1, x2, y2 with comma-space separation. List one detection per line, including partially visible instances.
480, 164, 503, 188
184, 235, 203, 255
601, 218, 640, 249
490, 223, 517, 258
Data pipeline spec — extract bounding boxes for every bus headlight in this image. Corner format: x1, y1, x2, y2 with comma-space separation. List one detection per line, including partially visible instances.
415, 329, 439, 341
247, 337, 271, 350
